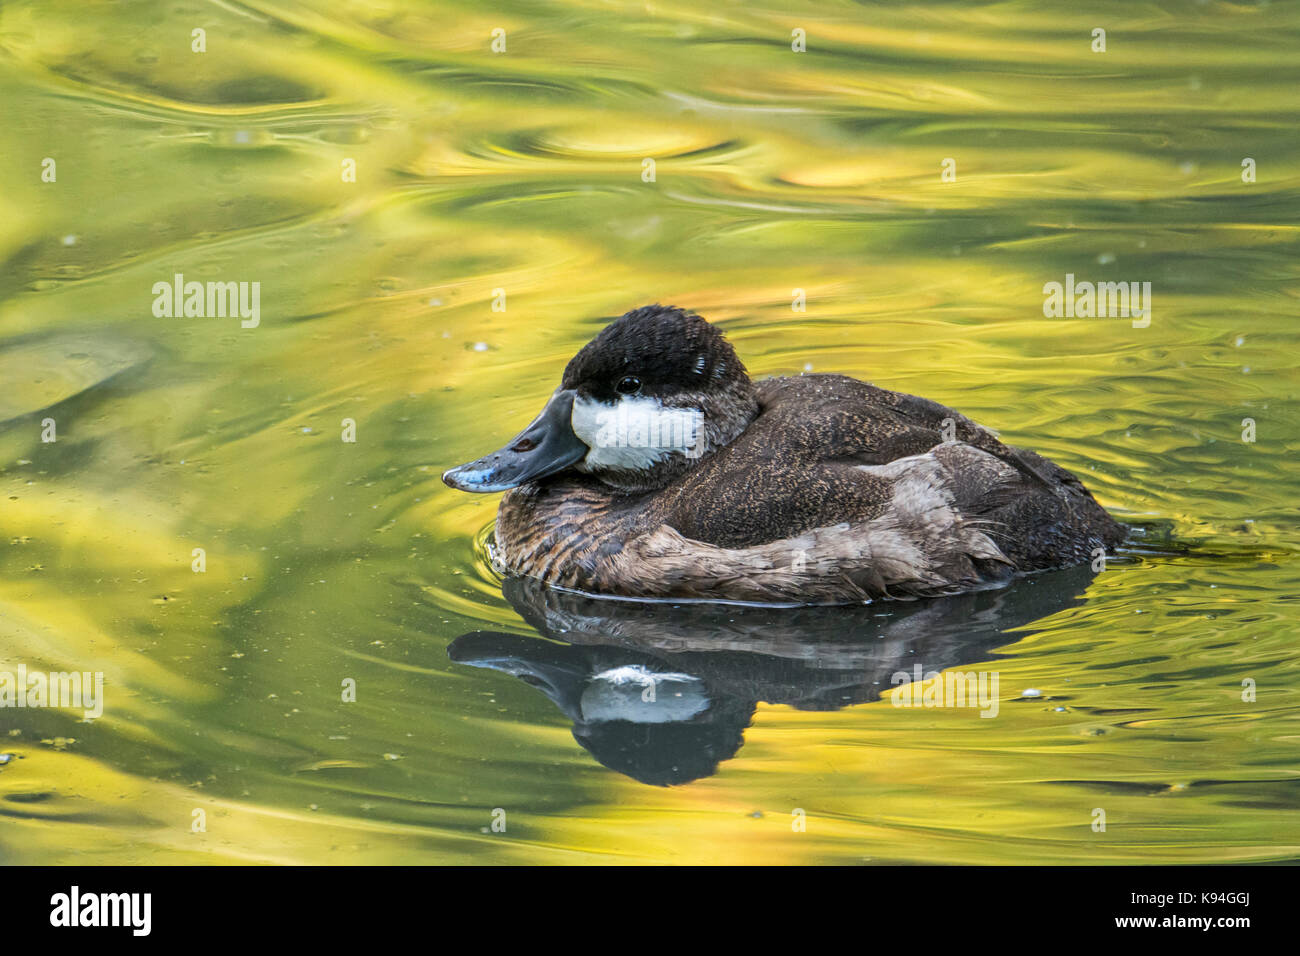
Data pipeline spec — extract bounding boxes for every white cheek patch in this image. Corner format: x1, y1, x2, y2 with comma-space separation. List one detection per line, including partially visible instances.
571, 394, 703, 472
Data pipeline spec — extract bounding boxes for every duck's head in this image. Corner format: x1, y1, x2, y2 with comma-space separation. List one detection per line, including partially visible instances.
443, 304, 759, 494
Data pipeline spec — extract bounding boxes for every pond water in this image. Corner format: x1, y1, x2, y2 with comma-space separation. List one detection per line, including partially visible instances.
0, 0, 1297, 864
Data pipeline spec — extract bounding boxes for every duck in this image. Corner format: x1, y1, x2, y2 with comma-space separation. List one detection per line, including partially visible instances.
443, 304, 1126, 605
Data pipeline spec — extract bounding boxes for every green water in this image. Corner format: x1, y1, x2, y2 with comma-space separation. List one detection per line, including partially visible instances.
0, 0, 1298, 864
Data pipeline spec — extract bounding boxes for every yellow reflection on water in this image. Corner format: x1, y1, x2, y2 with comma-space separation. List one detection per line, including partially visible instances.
0, 0, 1297, 864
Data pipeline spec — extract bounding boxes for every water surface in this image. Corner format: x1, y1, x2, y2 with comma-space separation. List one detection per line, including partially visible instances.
0, 0, 1298, 864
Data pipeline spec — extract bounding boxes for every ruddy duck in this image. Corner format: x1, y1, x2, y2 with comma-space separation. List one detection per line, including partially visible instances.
444, 305, 1126, 604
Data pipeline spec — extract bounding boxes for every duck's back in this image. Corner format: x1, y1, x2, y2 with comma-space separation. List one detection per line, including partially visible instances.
635, 374, 1125, 600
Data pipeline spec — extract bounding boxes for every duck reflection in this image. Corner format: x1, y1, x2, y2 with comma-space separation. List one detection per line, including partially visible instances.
448, 566, 1095, 786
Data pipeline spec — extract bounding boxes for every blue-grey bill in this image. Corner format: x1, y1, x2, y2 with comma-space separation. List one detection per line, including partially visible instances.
442, 388, 588, 493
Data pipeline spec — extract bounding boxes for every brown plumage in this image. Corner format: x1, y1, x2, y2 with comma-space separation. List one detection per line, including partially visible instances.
447, 305, 1127, 605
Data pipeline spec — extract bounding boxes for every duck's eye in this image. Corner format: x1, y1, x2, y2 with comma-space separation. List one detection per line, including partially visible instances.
616, 376, 641, 395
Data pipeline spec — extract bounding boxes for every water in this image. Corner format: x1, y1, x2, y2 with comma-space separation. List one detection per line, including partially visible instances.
1, 0, 1298, 864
